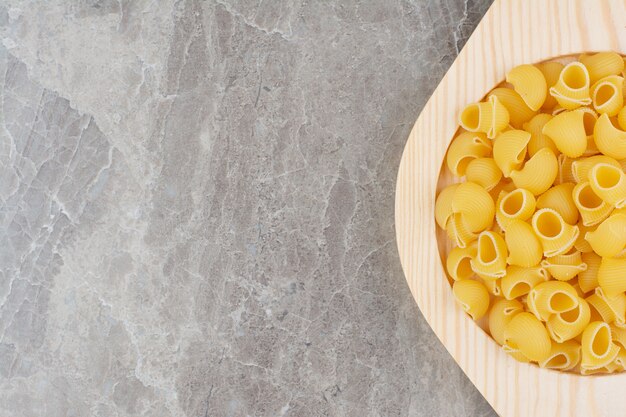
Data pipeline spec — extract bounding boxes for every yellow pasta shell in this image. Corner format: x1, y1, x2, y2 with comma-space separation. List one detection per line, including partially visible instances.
465, 158, 502, 191
579, 52, 625, 84
571, 155, 620, 183
572, 181, 613, 227
536, 61, 564, 111
595, 288, 626, 326
501, 265, 548, 300
594, 113, 626, 159
598, 257, 626, 298
587, 293, 617, 323
539, 340, 581, 370
504, 312, 552, 362
510, 147, 558, 195
541, 110, 588, 158
492, 129, 531, 177
541, 250, 588, 282
506, 64, 548, 111
528, 281, 579, 321
549, 62, 592, 110
581, 321, 620, 370
488, 298, 524, 346
547, 298, 591, 343
536, 183, 578, 225
451, 182, 495, 232
505, 219, 543, 267
591, 75, 624, 116
611, 325, 626, 349
435, 184, 460, 229
532, 208, 579, 257
446, 131, 492, 177
523, 113, 558, 157
452, 279, 490, 320
585, 213, 626, 257
459, 95, 510, 139
578, 251, 602, 293
446, 244, 477, 281
488, 87, 537, 129
495, 188, 536, 230
470, 231, 508, 279
588, 163, 626, 208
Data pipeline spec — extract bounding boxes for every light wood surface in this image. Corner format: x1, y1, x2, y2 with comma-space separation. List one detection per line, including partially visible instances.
395, 1, 626, 416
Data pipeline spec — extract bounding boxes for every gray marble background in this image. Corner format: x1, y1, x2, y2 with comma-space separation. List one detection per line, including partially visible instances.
0, 1, 496, 416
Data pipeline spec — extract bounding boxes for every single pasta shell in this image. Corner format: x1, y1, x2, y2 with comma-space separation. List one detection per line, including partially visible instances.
451, 182, 495, 232
452, 279, 490, 320
594, 113, 626, 159
598, 257, 626, 298
488, 298, 524, 346
510, 147, 558, 195
506, 64, 548, 111
504, 312, 552, 362
588, 163, 626, 208
505, 219, 543, 267
492, 129, 531, 177
585, 213, 626, 258
542, 110, 587, 158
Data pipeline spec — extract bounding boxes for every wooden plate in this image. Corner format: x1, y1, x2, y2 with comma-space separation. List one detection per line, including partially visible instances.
395, 1, 626, 416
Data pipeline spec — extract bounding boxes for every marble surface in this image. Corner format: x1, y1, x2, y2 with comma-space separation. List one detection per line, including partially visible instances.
0, 1, 496, 416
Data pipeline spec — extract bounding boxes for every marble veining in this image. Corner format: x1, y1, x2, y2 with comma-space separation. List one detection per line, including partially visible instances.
0, 1, 495, 416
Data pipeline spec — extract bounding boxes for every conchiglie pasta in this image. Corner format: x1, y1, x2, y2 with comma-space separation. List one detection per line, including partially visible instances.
506, 64, 547, 111
542, 110, 588, 158
578, 252, 602, 293
588, 163, 626, 208
581, 321, 620, 370
539, 340, 581, 370
452, 280, 490, 320
541, 250, 588, 281
549, 62, 592, 110
585, 213, 626, 257
572, 181, 613, 226
598, 257, 626, 298
446, 131, 492, 177
594, 113, 626, 159
470, 231, 508, 278
510, 148, 558, 195
488, 87, 537, 129
465, 158, 502, 191
536, 61, 564, 110
528, 281, 579, 321
587, 293, 617, 323
503, 312, 552, 362
536, 183, 578, 225
547, 297, 590, 343
532, 208, 579, 257
493, 130, 531, 177
459, 95, 510, 139
488, 298, 524, 345
495, 188, 536, 230
435, 184, 460, 229
579, 52, 625, 84
446, 244, 477, 281
611, 325, 626, 349
591, 75, 624, 116
501, 265, 547, 300
595, 288, 626, 326
505, 219, 543, 267
571, 155, 620, 183
451, 182, 495, 232
523, 113, 558, 156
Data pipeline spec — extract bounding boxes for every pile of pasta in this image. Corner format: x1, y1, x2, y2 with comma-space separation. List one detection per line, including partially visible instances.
436, 52, 626, 374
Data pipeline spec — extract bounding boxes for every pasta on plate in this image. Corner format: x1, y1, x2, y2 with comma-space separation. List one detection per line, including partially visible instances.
438, 51, 626, 374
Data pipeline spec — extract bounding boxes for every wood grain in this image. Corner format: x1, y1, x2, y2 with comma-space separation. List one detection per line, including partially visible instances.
395, 1, 626, 416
